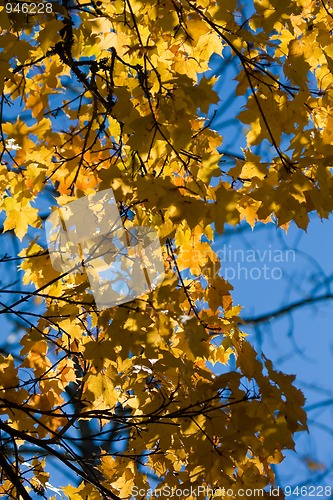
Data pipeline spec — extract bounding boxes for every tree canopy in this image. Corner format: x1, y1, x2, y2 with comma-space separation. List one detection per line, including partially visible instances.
0, 0, 333, 498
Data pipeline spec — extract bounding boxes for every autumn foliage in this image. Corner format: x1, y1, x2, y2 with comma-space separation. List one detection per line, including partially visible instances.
0, 0, 332, 498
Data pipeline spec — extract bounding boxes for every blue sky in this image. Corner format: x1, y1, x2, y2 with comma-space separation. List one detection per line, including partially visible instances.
214, 218, 333, 488
207, 46, 333, 490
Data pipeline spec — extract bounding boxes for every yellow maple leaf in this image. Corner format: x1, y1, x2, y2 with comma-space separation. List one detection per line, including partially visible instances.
3, 197, 39, 240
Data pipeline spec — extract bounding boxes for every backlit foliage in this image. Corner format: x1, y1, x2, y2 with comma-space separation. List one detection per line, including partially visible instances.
0, 0, 332, 498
